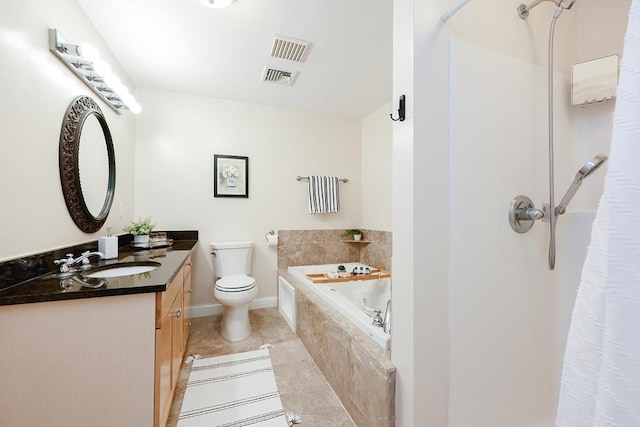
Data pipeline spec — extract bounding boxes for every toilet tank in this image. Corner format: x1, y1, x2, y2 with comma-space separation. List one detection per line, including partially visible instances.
209, 241, 254, 277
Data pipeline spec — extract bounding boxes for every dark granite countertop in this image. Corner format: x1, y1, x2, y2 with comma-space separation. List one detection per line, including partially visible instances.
0, 240, 198, 306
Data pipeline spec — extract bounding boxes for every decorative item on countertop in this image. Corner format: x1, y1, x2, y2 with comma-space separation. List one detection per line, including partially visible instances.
98, 227, 118, 259
132, 232, 173, 249
123, 217, 156, 245
342, 229, 363, 241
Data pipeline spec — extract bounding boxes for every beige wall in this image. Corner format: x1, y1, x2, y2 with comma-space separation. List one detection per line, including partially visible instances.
0, 0, 136, 261
362, 102, 393, 231
392, 0, 630, 426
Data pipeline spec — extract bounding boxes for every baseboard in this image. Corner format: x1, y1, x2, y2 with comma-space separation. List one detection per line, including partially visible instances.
188, 296, 278, 318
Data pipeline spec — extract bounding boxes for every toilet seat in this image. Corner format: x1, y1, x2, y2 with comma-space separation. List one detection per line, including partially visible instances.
215, 275, 256, 292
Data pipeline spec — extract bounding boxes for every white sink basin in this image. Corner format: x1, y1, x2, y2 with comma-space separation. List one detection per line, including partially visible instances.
84, 262, 160, 278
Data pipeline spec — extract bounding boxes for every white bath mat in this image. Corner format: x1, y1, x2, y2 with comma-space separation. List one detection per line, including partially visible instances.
177, 348, 288, 427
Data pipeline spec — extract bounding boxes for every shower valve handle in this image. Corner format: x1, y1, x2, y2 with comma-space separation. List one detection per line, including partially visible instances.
520, 208, 544, 221
508, 195, 543, 233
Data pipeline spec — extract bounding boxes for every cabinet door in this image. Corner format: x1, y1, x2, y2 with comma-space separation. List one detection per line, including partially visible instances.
155, 315, 172, 427
171, 291, 184, 390
183, 258, 192, 349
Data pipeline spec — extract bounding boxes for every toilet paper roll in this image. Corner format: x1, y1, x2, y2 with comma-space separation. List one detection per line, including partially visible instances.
266, 234, 278, 247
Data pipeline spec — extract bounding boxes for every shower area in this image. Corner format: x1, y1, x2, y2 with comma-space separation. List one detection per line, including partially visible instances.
391, 0, 632, 426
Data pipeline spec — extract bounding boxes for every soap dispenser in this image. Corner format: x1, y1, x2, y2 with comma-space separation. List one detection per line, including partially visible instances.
98, 227, 118, 259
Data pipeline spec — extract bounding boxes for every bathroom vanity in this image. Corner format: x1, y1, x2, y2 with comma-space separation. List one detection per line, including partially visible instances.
0, 240, 196, 427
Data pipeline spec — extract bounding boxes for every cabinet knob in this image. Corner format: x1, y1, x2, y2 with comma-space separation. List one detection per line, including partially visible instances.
186, 288, 192, 294
186, 322, 192, 326
175, 309, 182, 318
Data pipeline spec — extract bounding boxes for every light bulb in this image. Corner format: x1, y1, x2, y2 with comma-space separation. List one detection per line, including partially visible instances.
120, 92, 134, 106
78, 43, 100, 62
92, 59, 111, 77
103, 73, 119, 85
128, 101, 142, 114
105, 74, 129, 99
119, 92, 141, 114
113, 82, 130, 98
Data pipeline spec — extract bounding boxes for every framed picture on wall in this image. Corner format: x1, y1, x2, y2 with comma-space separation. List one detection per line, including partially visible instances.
214, 154, 249, 198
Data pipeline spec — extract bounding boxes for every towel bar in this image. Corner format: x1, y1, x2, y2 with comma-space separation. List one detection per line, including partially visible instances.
297, 176, 349, 183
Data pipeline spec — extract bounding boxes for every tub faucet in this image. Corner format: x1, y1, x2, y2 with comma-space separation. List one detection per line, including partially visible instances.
372, 310, 384, 327
383, 299, 391, 334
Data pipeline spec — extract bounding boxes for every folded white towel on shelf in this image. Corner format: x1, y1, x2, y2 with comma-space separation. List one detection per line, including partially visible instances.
307, 175, 340, 214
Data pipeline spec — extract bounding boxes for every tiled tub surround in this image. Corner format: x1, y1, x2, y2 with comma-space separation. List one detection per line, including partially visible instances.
287, 263, 391, 349
277, 229, 392, 272
278, 269, 396, 427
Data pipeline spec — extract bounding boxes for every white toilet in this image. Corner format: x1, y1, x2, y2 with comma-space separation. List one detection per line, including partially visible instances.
210, 241, 257, 341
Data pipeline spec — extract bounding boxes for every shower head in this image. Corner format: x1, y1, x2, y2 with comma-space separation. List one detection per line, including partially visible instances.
556, 154, 608, 215
558, 0, 577, 9
575, 153, 608, 181
552, 0, 576, 18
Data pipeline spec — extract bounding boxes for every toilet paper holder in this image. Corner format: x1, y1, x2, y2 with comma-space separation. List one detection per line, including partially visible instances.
264, 229, 275, 242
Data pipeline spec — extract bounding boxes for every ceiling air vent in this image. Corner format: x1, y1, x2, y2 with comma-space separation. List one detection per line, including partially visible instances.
262, 67, 298, 86
270, 35, 311, 63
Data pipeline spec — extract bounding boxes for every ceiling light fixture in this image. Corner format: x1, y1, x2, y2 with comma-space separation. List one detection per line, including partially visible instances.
48, 28, 141, 114
199, 0, 235, 9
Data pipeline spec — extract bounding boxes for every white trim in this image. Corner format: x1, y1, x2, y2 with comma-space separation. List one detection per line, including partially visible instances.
187, 297, 278, 318
277, 276, 296, 333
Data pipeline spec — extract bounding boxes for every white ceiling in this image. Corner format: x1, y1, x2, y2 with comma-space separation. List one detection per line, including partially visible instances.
79, 0, 393, 118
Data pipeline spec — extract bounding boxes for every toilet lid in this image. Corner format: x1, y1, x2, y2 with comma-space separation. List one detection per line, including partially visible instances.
215, 275, 256, 292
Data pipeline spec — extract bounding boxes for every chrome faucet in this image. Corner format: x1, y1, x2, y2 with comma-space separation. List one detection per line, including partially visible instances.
54, 251, 104, 273
383, 299, 391, 334
70, 251, 105, 267
372, 310, 384, 327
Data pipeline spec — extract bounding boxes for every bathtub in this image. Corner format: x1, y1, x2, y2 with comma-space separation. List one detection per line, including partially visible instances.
287, 263, 391, 349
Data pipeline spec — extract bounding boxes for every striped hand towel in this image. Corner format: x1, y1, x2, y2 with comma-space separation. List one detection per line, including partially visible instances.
307, 176, 340, 214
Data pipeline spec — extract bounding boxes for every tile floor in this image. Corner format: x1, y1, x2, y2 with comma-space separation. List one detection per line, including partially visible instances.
167, 308, 356, 427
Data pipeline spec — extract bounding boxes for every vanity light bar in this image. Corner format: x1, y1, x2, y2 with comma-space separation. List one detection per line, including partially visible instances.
48, 28, 141, 114
60, 53, 93, 69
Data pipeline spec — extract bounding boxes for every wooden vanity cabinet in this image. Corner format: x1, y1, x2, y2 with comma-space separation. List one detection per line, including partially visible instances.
0, 249, 195, 427
154, 257, 191, 427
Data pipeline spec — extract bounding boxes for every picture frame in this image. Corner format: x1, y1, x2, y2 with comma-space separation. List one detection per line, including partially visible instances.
214, 154, 249, 198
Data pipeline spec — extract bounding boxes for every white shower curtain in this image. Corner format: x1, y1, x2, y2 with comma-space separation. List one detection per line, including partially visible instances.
556, 1, 640, 426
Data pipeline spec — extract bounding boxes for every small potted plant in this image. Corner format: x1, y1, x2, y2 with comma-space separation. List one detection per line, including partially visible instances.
123, 217, 156, 244
342, 229, 363, 241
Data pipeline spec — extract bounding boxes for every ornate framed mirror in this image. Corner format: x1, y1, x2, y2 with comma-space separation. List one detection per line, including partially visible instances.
59, 96, 116, 233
